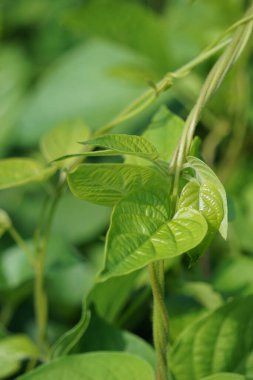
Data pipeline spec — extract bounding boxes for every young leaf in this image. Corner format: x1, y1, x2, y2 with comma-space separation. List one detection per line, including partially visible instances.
50, 301, 90, 359
200, 374, 246, 380
99, 186, 207, 281
67, 163, 170, 206
187, 156, 228, 239
0, 335, 40, 379
40, 120, 90, 168
17, 352, 155, 380
0, 209, 11, 238
0, 158, 55, 190
79, 134, 159, 160
171, 295, 253, 380
178, 180, 224, 261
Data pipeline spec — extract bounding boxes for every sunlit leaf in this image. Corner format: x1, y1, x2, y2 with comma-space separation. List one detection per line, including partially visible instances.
0, 158, 55, 190
68, 164, 169, 206
17, 352, 154, 380
187, 156, 228, 239
171, 295, 253, 380
50, 301, 90, 359
79, 134, 159, 160
40, 120, 90, 168
0, 335, 40, 379
178, 180, 224, 261
99, 186, 207, 281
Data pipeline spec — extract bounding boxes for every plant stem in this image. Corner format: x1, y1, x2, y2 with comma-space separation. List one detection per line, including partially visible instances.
170, 2, 253, 199
8, 226, 34, 265
149, 262, 170, 380
33, 177, 64, 353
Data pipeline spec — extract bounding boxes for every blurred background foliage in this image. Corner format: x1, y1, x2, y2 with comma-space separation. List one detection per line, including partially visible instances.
0, 0, 253, 376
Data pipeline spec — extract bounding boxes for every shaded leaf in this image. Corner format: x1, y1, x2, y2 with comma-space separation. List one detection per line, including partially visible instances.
0, 335, 40, 379
17, 352, 154, 380
50, 301, 90, 359
40, 120, 90, 168
100, 186, 207, 281
171, 295, 253, 380
187, 156, 228, 239
143, 106, 184, 161
80, 134, 159, 160
0, 158, 55, 190
67, 163, 169, 206
79, 312, 155, 368
181, 282, 223, 310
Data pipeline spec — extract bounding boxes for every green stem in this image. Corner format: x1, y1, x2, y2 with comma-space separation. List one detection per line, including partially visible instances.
149, 263, 170, 380
33, 178, 64, 353
8, 226, 34, 265
170, 2, 253, 200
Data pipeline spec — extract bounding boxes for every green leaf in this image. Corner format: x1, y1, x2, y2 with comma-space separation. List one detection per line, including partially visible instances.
200, 374, 246, 380
88, 271, 140, 323
50, 301, 90, 359
143, 106, 184, 161
99, 186, 207, 281
180, 282, 223, 310
187, 156, 228, 239
171, 295, 253, 380
17, 352, 155, 380
0, 335, 40, 379
0, 209, 11, 238
213, 257, 253, 296
67, 164, 169, 206
40, 120, 90, 168
80, 134, 159, 160
79, 312, 155, 368
178, 180, 224, 261
0, 158, 55, 190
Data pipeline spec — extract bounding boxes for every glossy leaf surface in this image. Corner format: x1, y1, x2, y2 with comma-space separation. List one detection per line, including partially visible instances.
100, 186, 207, 280
187, 156, 228, 239
40, 120, 90, 168
171, 295, 253, 380
68, 164, 169, 206
80, 134, 159, 160
18, 352, 155, 380
0, 158, 55, 190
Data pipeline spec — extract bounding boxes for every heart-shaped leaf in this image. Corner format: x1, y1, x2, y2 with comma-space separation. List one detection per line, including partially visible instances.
187, 156, 228, 239
68, 163, 170, 206
171, 295, 253, 380
178, 180, 224, 261
99, 186, 207, 281
17, 352, 155, 380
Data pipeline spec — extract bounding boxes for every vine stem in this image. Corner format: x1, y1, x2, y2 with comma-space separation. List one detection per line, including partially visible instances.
148, 262, 170, 380
33, 175, 65, 353
170, 2, 253, 200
